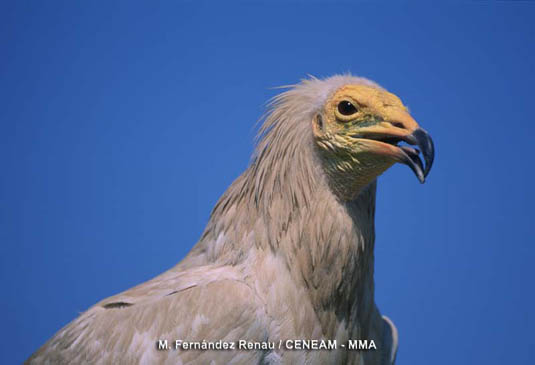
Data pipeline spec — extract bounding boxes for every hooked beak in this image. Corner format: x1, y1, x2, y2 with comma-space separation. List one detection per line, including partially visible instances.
351, 115, 435, 183
397, 128, 435, 183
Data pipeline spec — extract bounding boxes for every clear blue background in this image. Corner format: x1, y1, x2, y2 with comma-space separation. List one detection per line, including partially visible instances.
1, 2, 533, 364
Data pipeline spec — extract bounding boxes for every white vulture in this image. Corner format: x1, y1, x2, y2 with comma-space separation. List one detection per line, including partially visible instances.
27, 75, 434, 364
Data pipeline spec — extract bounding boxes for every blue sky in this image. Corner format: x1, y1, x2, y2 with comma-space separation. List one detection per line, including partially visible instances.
1, 2, 534, 364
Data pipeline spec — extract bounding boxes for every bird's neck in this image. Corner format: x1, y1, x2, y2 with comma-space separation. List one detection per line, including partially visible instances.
188, 147, 380, 336
317, 146, 393, 201
282, 181, 379, 336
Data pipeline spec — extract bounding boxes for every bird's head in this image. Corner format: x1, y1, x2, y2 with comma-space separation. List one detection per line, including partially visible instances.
310, 82, 434, 199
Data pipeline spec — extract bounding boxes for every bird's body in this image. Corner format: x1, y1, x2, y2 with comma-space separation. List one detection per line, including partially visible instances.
28, 75, 433, 364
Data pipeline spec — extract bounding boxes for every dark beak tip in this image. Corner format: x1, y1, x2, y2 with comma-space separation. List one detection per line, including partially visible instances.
412, 128, 435, 179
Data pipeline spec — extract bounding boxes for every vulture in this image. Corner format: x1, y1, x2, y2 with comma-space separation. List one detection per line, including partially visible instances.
27, 75, 434, 365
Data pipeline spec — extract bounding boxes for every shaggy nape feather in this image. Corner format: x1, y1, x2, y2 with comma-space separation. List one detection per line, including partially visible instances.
27, 75, 400, 365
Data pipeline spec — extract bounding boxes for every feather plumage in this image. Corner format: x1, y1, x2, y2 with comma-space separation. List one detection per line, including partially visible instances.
27, 75, 405, 365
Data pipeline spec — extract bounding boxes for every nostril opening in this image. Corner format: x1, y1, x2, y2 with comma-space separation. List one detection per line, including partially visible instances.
391, 121, 405, 129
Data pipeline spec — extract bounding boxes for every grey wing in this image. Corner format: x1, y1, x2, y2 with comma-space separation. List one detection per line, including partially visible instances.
381, 315, 399, 365
26, 265, 271, 365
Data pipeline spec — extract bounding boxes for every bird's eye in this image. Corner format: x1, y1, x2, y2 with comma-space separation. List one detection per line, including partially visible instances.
337, 101, 358, 116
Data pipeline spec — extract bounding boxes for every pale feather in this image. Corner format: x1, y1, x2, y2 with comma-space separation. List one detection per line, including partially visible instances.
27, 75, 398, 365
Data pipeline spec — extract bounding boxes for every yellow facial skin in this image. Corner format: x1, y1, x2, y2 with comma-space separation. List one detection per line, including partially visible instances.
312, 84, 433, 200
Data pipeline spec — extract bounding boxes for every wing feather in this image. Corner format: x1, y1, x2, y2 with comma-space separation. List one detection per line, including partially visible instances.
27, 265, 271, 364
381, 315, 398, 365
